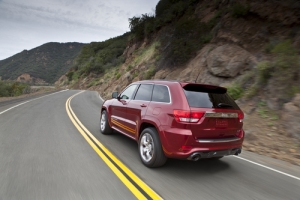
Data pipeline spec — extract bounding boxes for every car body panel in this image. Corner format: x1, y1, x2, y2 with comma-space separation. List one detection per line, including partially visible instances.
126, 100, 151, 139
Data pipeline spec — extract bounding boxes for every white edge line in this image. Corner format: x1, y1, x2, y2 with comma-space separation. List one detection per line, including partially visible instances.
98, 93, 105, 102
234, 156, 300, 181
0, 89, 69, 115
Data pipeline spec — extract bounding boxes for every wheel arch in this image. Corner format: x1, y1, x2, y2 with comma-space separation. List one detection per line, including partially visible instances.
101, 106, 112, 128
138, 122, 158, 139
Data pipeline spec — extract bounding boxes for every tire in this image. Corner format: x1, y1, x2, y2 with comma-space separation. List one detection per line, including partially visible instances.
100, 110, 113, 135
138, 127, 167, 168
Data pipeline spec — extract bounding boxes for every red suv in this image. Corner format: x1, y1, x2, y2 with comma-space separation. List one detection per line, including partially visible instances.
100, 80, 244, 167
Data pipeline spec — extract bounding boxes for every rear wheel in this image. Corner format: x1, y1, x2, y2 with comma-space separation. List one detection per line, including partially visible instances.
139, 127, 167, 168
100, 110, 113, 135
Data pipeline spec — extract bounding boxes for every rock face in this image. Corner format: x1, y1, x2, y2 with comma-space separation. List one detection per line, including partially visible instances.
17, 73, 46, 84
206, 44, 256, 78
17, 73, 31, 82
154, 44, 256, 86
55, 75, 68, 87
282, 94, 300, 139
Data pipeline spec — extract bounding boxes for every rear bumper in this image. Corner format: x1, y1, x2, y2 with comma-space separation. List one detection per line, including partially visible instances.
159, 127, 244, 159
197, 137, 241, 143
187, 148, 241, 161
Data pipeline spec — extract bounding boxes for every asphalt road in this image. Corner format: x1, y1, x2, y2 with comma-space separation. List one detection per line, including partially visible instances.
0, 90, 299, 200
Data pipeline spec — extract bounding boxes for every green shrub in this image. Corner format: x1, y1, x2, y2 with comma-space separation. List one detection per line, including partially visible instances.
271, 40, 298, 55
165, 15, 216, 65
263, 39, 280, 53
133, 71, 139, 78
155, 0, 172, 17
256, 61, 273, 85
230, 3, 250, 18
245, 85, 259, 98
66, 71, 74, 81
270, 40, 300, 99
143, 65, 156, 80
0, 81, 30, 97
126, 65, 133, 71
72, 72, 80, 81
74, 34, 128, 76
246, 40, 300, 100
227, 84, 244, 100
0, 81, 10, 97
290, 86, 300, 96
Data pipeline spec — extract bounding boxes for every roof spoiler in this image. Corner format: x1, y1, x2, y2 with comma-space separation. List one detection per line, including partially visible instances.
181, 83, 227, 94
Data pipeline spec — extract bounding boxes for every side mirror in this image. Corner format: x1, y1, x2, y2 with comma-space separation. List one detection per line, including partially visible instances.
112, 92, 119, 99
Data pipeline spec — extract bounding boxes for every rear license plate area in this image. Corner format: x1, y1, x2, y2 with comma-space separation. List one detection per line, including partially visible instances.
216, 119, 228, 127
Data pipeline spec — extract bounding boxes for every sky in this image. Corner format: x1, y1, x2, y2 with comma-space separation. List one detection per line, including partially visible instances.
0, 0, 159, 60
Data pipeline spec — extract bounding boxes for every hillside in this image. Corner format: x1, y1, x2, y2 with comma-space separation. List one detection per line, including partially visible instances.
0, 42, 84, 84
57, 0, 300, 165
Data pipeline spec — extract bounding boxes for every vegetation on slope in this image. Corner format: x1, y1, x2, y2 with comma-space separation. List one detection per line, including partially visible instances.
66, 34, 128, 83
129, 0, 216, 65
66, 0, 219, 86
0, 81, 30, 97
0, 42, 84, 84
65, 0, 300, 107
227, 40, 300, 105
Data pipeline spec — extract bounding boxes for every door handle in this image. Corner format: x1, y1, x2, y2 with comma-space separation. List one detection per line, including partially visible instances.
140, 104, 147, 107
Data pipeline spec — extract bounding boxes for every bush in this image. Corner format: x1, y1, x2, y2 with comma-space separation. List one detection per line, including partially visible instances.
246, 40, 300, 100
143, 65, 156, 80
256, 61, 273, 85
66, 71, 74, 81
230, 3, 250, 18
245, 85, 259, 98
227, 84, 244, 100
155, 0, 172, 17
73, 34, 128, 76
116, 73, 121, 79
0, 81, 10, 97
126, 65, 133, 71
270, 40, 299, 98
166, 16, 216, 64
0, 81, 30, 97
129, 14, 155, 40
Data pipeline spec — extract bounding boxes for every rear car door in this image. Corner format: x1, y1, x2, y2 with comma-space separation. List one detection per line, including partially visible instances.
126, 84, 153, 139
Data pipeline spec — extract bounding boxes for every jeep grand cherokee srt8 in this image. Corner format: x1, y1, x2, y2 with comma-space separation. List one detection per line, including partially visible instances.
100, 80, 244, 167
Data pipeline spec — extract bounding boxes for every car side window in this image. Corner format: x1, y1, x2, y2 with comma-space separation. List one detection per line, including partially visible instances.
120, 85, 138, 100
134, 84, 153, 101
152, 85, 170, 103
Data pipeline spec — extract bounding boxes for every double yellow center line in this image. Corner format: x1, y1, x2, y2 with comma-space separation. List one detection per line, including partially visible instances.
66, 91, 163, 200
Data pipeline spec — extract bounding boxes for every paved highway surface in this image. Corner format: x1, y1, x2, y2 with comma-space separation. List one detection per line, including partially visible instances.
0, 90, 299, 200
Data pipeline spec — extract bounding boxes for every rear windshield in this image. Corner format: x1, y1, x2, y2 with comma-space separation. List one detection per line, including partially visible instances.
183, 85, 240, 110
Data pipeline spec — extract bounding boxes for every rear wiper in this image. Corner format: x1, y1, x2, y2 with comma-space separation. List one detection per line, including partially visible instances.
217, 103, 233, 108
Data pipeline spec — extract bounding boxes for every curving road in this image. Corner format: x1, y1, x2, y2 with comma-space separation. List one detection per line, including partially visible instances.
0, 90, 299, 200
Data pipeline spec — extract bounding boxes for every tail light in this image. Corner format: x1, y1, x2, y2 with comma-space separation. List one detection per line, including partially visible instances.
180, 145, 193, 152
236, 129, 244, 138
238, 111, 244, 122
173, 110, 205, 123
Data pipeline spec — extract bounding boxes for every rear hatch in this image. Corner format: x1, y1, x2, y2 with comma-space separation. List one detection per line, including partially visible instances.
182, 84, 243, 140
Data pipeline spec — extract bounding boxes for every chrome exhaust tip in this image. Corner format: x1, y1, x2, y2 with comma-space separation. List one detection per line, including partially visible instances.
234, 149, 242, 155
188, 153, 201, 161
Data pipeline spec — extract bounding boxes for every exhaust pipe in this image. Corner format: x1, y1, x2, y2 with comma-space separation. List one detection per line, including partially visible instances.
188, 153, 201, 161
234, 149, 242, 155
